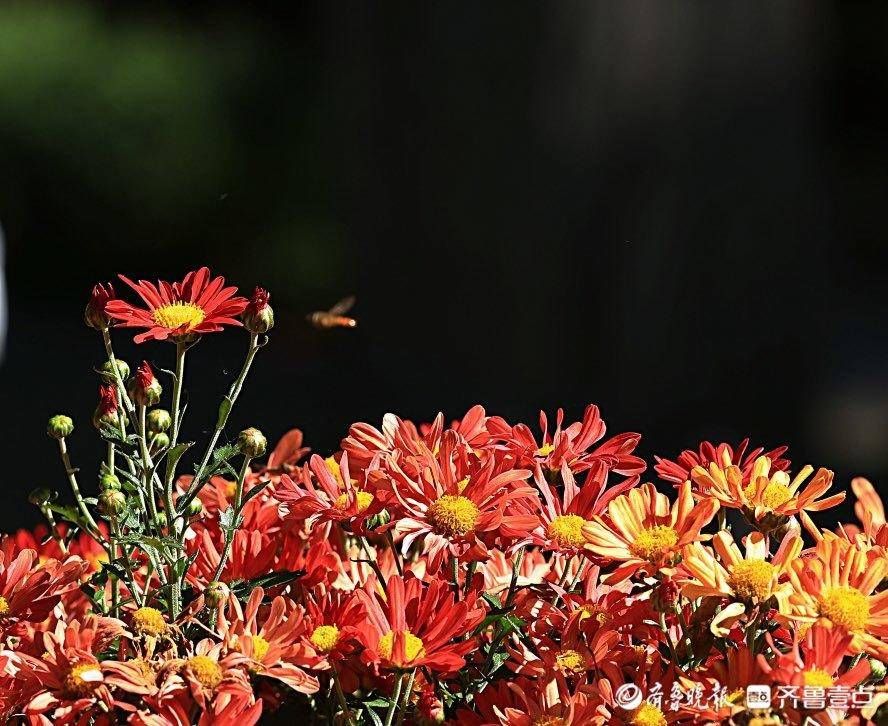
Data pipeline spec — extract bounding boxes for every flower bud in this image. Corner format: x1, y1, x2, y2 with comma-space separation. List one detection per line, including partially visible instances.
84, 282, 116, 331
98, 489, 127, 517
92, 385, 120, 430
47, 414, 74, 439
149, 432, 170, 455
99, 473, 122, 492
237, 427, 267, 458
242, 287, 274, 334
28, 487, 54, 506
153, 511, 167, 528
651, 575, 681, 613
204, 581, 229, 607
869, 656, 887, 681
147, 408, 172, 434
128, 361, 162, 407
187, 498, 204, 517
100, 359, 130, 382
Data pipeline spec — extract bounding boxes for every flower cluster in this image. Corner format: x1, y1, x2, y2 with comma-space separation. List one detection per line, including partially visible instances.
2, 268, 887, 725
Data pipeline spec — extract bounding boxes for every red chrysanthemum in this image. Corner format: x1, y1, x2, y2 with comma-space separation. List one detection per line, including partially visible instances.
654, 437, 790, 485
105, 267, 248, 343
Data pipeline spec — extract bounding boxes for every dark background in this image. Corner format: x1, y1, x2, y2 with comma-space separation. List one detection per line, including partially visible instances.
1, 1, 886, 532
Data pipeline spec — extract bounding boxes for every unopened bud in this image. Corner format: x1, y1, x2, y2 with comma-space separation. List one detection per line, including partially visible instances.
128, 361, 162, 407
98, 489, 127, 517
242, 287, 274, 334
149, 432, 170, 454
187, 498, 204, 517
652, 576, 681, 613
84, 282, 116, 331
99, 473, 122, 492
147, 409, 172, 434
153, 511, 167, 528
92, 384, 120, 430
99, 359, 130, 382
204, 581, 229, 607
237, 427, 267, 458
47, 415, 74, 439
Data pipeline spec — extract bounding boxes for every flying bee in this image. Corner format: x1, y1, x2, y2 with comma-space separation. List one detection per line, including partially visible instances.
307, 295, 357, 330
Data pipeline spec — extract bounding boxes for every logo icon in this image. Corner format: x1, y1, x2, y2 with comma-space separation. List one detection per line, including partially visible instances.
745, 685, 771, 709
614, 683, 643, 710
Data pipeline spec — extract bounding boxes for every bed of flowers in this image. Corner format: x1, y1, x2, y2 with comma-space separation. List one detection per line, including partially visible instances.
1, 267, 887, 725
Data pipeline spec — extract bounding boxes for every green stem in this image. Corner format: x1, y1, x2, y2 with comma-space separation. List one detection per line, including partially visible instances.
183, 333, 261, 509
395, 668, 416, 726
384, 672, 405, 726
331, 667, 356, 726
39, 505, 68, 554
386, 530, 404, 576
56, 438, 101, 537
210, 456, 252, 583
504, 547, 525, 609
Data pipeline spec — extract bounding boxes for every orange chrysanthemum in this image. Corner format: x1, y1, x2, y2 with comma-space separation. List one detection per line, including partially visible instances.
582, 481, 718, 583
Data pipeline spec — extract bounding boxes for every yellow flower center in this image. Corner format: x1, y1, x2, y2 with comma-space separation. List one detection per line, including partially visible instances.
0, 596, 8, 616
548, 514, 588, 549
310, 624, 341, 653
63, 663, 101, 698
132, 606, 168, 637
819, 586, 870, 632
378, 630, 425, 665
578, 603, 611, 625
727, 560, 776, 601
802, 668, 835, 688
335, 490, 374, 513
554, 648, 586, 674
251, 635, 270, 662
744, 481, 792, 510
532, 718, 564, 726
632, 703, 667, 726
428, 495, 480, 537
536, 443, 556, 457
225, 481, 237, 499
186, 655, 223, 690
629, 525, 679, 562
152, 302, 206, 330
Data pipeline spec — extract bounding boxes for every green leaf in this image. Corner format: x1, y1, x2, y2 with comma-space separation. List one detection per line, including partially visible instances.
216, 397, 233, 429
164, 441, 193, 482
229, 570, 305, 601
47, 502, 88, 527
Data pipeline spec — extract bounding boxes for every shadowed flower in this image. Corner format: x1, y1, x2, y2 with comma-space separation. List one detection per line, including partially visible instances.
105, 267, 248, 343
356, 574, 484, 672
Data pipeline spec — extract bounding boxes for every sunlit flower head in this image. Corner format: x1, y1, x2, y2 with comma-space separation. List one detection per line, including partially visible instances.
105, 267, 248, 343
582, 481, 719, 583
655, 438, 789, 485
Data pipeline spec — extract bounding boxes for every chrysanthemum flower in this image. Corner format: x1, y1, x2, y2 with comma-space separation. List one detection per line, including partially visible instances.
582, 482, 718, 583
456, 677, 600, 726
215, 587, 319, 695
0, 548, 89, 636
679, 529, 801, 612
515, 462, 639, 555
276, 453, 377, 529
788, 537, 888, 659
385, 442, 539, 572
654, 438, 789, 485
299, 589, 366, 668
105, 267, 248, 343
690, 455, 844, 532
356, 574, 484, 672
488, 403, 645, 477
760, 624, 871, 691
